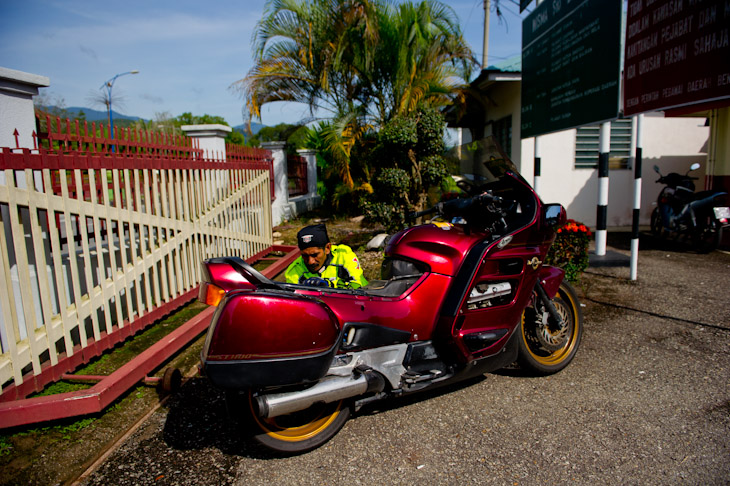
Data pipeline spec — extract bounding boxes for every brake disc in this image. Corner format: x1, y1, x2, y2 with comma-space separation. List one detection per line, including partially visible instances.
533, 304, 568, 352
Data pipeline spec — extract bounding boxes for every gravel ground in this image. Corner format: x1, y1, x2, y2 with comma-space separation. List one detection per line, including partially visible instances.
78, 233, 730, 486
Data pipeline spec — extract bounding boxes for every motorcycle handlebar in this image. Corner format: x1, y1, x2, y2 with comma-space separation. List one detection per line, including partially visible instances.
407, 206, 439, 220
656, 174, 699, 184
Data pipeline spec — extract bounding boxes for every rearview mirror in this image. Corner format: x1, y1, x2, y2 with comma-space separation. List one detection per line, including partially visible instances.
543, 204, 566, 228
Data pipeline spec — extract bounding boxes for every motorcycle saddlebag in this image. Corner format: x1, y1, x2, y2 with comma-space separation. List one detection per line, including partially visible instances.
202, 291, 341, 388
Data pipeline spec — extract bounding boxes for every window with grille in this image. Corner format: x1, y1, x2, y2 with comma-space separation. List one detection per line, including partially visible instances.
574, 118, 633, 169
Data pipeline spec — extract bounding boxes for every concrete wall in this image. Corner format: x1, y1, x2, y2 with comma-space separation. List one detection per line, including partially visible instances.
481, 80, 522, 163
518, 114, 709, 227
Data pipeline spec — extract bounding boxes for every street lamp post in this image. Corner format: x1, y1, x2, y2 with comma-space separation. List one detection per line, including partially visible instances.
100, 70, 139, 151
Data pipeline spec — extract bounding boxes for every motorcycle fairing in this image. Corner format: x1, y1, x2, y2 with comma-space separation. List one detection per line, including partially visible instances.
683, 190, 729, 225
445, 240, 540, 362
538, 265, 566, 297
312, 272, 453, 346
435, 217, 564, 362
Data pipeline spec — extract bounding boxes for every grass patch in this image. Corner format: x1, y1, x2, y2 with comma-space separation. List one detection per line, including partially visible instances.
75, 300, 208, 377
34, 381, 91, 397
0, 299, 209, 481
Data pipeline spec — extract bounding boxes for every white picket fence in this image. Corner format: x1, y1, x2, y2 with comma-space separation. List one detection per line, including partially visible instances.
0, 128, 273, 396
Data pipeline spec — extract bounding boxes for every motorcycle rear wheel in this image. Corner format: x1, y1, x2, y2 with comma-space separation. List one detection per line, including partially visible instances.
517, 281, 583, 375
246, 391, 351, 454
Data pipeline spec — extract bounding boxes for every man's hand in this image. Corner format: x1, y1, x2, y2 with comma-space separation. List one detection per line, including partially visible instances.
302, 277, 330, 288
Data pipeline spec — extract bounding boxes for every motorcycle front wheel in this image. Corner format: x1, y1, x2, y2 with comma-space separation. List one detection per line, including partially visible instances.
246, 391, 351, 454
650, 207, 663, 237
517, 281, 583, 375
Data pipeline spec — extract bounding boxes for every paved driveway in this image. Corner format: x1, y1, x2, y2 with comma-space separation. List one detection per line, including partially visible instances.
80, 235, 730, 485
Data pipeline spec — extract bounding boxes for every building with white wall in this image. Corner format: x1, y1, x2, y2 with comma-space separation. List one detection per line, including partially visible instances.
451, 64, 710, 228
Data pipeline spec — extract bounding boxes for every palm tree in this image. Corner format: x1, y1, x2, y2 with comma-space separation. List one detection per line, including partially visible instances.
238, 0, 377, 121
234, 0, 476, 187
367, 1, 475, 124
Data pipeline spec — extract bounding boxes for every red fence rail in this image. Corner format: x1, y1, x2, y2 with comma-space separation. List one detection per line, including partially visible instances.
35, 115, 202, 159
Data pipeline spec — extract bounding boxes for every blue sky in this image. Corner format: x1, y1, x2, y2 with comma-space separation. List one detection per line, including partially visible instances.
0, 0, 529, 127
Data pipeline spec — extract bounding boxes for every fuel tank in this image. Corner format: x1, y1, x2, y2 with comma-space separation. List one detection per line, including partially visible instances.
386, 223, 482, 276
201, 291, 340, 388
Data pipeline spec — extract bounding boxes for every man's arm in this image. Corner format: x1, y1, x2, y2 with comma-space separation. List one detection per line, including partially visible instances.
336, 245, 368, 289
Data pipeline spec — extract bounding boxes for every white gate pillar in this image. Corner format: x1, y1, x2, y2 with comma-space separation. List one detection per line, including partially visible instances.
180, 124, 231, 160
0, 67, 50, 149
261, 141, 290, 226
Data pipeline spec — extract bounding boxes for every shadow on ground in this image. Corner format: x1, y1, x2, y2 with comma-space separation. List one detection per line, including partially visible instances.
161, 372, 537, 459
161, 378, 265, 457
604, 230, 730, 253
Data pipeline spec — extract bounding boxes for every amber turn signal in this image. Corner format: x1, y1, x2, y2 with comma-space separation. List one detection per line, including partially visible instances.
198, 282, 226, 307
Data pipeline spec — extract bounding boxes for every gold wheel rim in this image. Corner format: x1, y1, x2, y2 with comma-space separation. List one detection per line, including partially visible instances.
249, 393, 343, 443
522, 290, 579, 366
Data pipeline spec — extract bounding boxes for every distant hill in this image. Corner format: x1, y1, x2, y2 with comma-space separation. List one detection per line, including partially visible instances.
233, 122, 265, 135
56, 106, 142, 122
43, 106, 267, 136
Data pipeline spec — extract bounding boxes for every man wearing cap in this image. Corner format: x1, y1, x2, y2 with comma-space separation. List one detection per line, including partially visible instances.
285, 223, 368, 289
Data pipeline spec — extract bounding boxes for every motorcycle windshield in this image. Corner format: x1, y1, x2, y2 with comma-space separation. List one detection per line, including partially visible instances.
446, 136, 538, 233
449, 136, 524, 187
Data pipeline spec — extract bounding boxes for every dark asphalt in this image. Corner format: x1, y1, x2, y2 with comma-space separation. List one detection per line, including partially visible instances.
78, 233, 730, 486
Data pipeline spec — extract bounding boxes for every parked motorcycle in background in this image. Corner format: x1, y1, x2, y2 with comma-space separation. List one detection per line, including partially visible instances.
650, 163, 729, 252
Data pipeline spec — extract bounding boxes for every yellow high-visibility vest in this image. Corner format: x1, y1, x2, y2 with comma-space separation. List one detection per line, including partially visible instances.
285, 244, 368, 289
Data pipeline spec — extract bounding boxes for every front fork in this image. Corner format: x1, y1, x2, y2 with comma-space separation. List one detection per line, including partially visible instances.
535, 282, 566, 331
535, 265, 567, 331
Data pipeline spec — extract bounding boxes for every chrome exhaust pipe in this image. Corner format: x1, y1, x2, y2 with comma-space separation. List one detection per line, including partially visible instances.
255, 371, 384, 419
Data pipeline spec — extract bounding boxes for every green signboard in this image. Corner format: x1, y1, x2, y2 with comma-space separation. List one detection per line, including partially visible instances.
520, 0, 533, 13
521, 0, 622, 139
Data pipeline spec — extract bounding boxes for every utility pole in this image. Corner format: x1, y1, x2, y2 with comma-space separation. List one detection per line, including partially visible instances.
482, 0, 490, 68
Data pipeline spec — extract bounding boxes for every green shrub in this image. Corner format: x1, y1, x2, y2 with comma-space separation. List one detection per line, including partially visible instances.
545, 219, 592, 282
415, 106, 446, 156
363, 201, 406, 233
374, 167, 411, 199
378, 117, 418, 156
420, 155, 448, 188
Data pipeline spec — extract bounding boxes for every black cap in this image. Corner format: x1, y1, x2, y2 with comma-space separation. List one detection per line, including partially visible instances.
297, 223, 329, 250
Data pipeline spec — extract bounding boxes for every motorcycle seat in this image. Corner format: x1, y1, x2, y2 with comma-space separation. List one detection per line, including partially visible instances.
689, 192, 728, 212
362, 277, 420, 297
693, 189, 727, 202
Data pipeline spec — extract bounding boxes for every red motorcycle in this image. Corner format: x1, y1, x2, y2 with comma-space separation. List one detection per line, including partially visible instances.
197, 147, 583, 453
